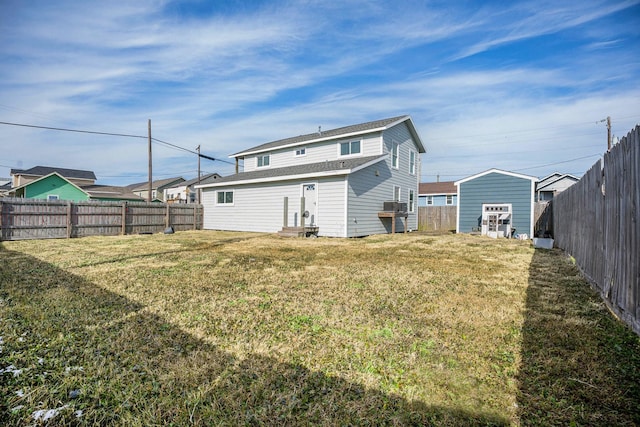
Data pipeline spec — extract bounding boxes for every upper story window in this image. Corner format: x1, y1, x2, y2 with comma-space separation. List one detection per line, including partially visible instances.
409, 151, 416, 175
340, 140, 361, 156
257, 154, 270, 167
391, 142, 399, 169
295, 147, 306, 156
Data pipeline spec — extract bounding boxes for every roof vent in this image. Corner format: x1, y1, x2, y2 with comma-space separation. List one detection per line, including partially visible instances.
318, 126, 322, 135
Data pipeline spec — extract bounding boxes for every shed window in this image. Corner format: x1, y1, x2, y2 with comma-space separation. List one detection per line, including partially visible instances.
340, 140, 361, 156
257, 154, 270, 167
446, 195, 453, 205
426, 196, 433, 205
216, 190, 234, 205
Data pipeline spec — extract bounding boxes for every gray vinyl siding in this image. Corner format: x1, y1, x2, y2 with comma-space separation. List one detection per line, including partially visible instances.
345, 122, 420, 237
458, 172, 534, 235
202, 178, 347, 237
243, 133, 383, 172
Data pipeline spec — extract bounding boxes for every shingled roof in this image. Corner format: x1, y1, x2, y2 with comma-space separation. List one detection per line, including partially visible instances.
419, 181, 457, 195
11, 166, 96, 180
232, 115, 421, 157
197, 155, 387, 188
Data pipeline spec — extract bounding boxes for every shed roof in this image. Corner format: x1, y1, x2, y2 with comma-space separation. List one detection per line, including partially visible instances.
455, 169, 538, 186
419, 181, 456, 195
232, 115, 425, 158
196, 155, 387, 188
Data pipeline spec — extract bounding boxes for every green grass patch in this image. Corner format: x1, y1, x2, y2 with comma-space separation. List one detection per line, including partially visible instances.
1, 231, 638, 425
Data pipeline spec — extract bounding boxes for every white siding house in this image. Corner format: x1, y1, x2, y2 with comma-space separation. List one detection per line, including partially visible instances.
197, 116, 426, 237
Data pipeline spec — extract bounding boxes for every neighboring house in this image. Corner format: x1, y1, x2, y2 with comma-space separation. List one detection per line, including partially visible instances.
127, 177, 185, 202
418, 181, 457, 206
164, 173, 222, 203
10, 166, 97, 188
9, 172, 144, 202
455, 169, 538, 238
535, 172, 579, 201
196, 115, 426, 237
0, 177, 10, 197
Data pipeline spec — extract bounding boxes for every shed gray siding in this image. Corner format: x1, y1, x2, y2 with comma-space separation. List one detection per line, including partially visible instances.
458, 172, 534, 236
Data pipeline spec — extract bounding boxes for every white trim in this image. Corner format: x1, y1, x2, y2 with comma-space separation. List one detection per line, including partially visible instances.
343, 175, 349, 238
529, 179, 536, 237
196, 156, 387, 189
455, 182, 461, 233
454, 168, 538, 186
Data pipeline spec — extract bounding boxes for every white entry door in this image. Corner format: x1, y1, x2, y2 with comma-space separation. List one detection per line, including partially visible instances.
302, 183, 317, 226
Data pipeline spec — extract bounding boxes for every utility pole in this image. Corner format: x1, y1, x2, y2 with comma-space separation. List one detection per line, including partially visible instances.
148, 119, 152, 202
606, 116, 612, 151
196, 145, 201, 204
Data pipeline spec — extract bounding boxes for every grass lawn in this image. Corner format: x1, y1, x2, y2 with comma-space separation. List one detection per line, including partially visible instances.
1, 231, 639, 426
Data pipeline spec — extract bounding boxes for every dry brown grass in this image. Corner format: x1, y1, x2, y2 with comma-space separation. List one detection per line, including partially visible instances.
1, 231, 638, 426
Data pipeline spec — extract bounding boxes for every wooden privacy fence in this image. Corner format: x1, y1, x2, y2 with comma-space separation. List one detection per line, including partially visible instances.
553, 125, 639, 335
418, 206, 456, 232
0, 198, 203, 241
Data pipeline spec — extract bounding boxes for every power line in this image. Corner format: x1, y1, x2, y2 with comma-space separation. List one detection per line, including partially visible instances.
0, 120, 238, 166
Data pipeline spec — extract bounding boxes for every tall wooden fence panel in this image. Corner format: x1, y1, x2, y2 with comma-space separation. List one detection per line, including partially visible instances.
0, 198, 203, 241
418, 206, 457, 232
553, 125, 639, 335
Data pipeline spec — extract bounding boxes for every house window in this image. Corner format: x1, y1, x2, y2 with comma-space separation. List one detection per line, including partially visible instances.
47, 195, 59, 201
391, 142, 399, 169
216, 190, 234, 205
257, 154, 270, 167
340, 140, 361, 156
426, 196, 433, 205
409, 189, 415, 213
393, 186, 401, 202
446, 195, 453, 205
409, 151, 416, 175
295, 147, 306, 156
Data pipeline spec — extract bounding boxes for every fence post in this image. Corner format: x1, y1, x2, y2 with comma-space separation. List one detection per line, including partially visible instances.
166, 203, 170, 229
66, 201, 72, 238
121, 202, 127, 235
0, 200, 3, 241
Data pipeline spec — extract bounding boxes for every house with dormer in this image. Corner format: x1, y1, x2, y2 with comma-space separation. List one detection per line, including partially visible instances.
196, 116, 426, 237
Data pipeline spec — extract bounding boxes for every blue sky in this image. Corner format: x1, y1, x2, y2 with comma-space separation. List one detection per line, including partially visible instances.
1, 0, 639, 185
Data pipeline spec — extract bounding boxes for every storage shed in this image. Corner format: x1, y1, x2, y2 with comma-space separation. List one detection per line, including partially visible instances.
455, 169, 538, 238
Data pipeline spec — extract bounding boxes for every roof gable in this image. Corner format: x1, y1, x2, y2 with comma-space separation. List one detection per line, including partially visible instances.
232, 115, 425, 157
455, 169, 538, 186
536, 174, 580, 191
127, 177, 185, 191
11, 166, 96, 181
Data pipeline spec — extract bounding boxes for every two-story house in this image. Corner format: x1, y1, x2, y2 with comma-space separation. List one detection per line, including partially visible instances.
196, 115, 426, 237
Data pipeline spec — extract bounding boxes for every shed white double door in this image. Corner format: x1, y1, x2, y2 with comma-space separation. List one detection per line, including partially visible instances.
302, 183, 317, 226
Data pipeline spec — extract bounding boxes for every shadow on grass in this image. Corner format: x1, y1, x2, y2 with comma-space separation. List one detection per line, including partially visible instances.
0, 244, 508, 426
519, 248, 640, 425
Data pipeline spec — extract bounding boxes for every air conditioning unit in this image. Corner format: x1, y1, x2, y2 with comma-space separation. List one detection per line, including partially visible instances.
383, 202, 407, 213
